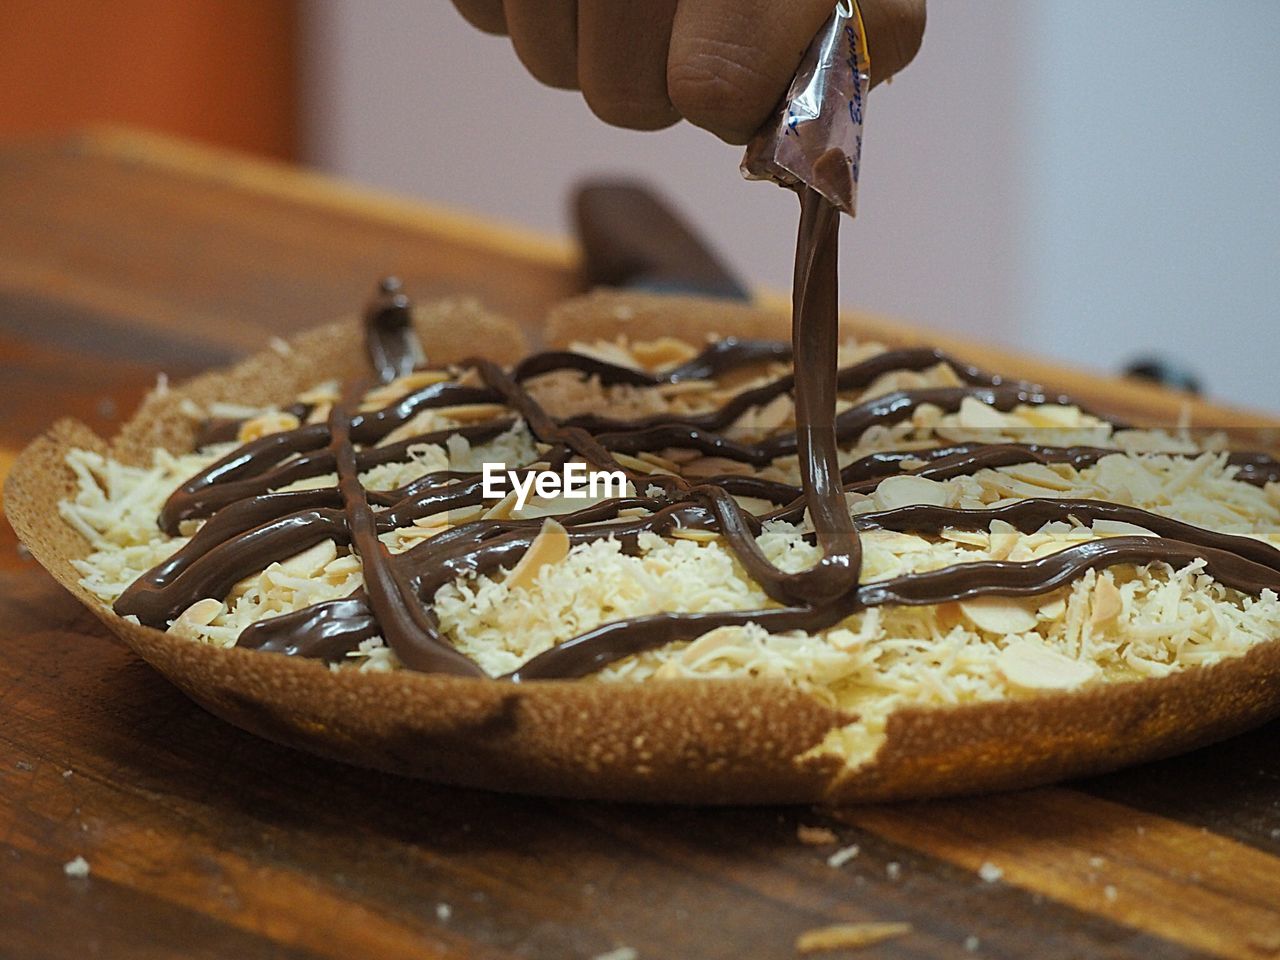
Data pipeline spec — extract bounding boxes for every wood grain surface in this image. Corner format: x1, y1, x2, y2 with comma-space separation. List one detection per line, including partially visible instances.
2, 129, 1279, 960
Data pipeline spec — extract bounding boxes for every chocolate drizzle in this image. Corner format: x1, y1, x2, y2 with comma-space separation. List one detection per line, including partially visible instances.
114, 211, 1280, 681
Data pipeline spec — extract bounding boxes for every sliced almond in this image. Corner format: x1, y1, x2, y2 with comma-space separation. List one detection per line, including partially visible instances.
323, 554, 363, 579
305, 402, 332, 425
297, 381, 341, 405
925, 361, 964, 388
514, 489, 621, 520
656, 379, 717, 398
1037, 596, 1068, 620
959, 596, 1041, 634
862, 529, 934, 553
168, 598, 225, 638
361, 370, 451, 407
504, 518, 570, 591
912, 403, 944, 431
1019, 403, 1085, 429
659, 447, 701, 465
988, 531, 1021, 560
630, 336, 698, 369
753, 393, 794, 433
444, 505, 485, 525
482, 490, 519, 520
379, 409, 447, 446
872, 475, 949, 511
612, 451, 675, 476
730, 495, 775, 516
567, 339, 641, 369
957, 396, 1011, 430
1090, 575, 1125, 625
940, 527, 988, 547
682, 456, 755, 478
1091, 519, 1158, 538
998, 639, 1101, 690
635, 450, 683, 473
278, 538, 338, 577
454, 366, 484, 388
671, 527, 720, 543
1004, 462, 1075, 491
430, 403, 508, 423
796, 922, 912, 954
238, 411, 301, 444
1006, 542, 1037, 563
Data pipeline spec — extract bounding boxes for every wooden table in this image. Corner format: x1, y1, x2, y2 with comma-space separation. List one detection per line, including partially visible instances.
2, 128, 1279, 960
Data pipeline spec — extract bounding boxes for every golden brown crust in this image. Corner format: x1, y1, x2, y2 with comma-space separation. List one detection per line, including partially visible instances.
7, 290, 1280, 803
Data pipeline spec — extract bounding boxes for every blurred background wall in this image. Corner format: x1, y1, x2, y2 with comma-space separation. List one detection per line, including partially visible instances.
0, 0, 298, 159
1, 1, 1277, 410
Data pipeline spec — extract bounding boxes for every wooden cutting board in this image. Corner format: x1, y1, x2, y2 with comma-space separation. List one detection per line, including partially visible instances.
2, 128, 1278, 960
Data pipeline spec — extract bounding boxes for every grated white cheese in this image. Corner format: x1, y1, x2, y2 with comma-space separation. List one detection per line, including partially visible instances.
61, 342, 1280, 772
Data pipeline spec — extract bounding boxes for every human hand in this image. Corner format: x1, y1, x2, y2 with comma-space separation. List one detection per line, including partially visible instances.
450, 0, 926, 144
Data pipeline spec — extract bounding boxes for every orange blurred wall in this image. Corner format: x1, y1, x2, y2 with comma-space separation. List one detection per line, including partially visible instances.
0, 0, 298, 159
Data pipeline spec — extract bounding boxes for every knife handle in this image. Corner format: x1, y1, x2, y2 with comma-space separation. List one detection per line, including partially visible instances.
572, 179, 751, 301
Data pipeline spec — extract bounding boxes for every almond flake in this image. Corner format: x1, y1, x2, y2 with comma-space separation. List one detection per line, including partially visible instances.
612, 452, 674, 476
1019, 404, 1085, 428
431, 403, 508, 423
1004, 462, 1074, 491
1091, 519, 1159, 538
959, 596, 1040, 634
305, 402, 332, 425
1037, 597, 1068, 620
873, 475, 949, 511
671, 527, 719, 543
659, 447, 700, 464
278, 538, 338, 577
168, 598, 224, 638
238, 411, 301, 444
568, 340, 641, 369
630, 336, 697, 369
731, 495, 776, 516
1090, 576, 1125, 625
796, 922, 912, 954
797, 825, 839, 846
940, 528, 988, 548
753, 393, 794, 433
482, 490, 518, 520
362, 370, 451, 407
998, 639, 1101, 690
635, 451, 683, 473
957, 396, 1011, 430
656, 380, 717, 398
989, 531, 1021, 560
505, 518, 570, 591
682, 456, 754, 478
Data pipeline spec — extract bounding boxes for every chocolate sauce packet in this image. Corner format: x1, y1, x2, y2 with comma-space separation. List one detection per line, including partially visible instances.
741, 0, 871, 216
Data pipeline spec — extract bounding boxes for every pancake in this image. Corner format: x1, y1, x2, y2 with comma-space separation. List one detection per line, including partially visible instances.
7, 289, 1280, 803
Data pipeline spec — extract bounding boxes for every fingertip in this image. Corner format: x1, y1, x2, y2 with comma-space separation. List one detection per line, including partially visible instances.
864, 0, 926, 87
581, 88, 682, 132
505, 0, 579, 90
512, 43, 579, 90
666, 52, 772, 145
451, 0, 509, 36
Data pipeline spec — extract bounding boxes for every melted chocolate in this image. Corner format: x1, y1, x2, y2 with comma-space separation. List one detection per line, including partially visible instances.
116, 218, 1280, 680
365, 276, 423, 384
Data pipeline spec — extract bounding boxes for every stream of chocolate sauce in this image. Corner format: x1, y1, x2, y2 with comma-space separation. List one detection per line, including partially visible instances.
114, 192, 1280, 679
